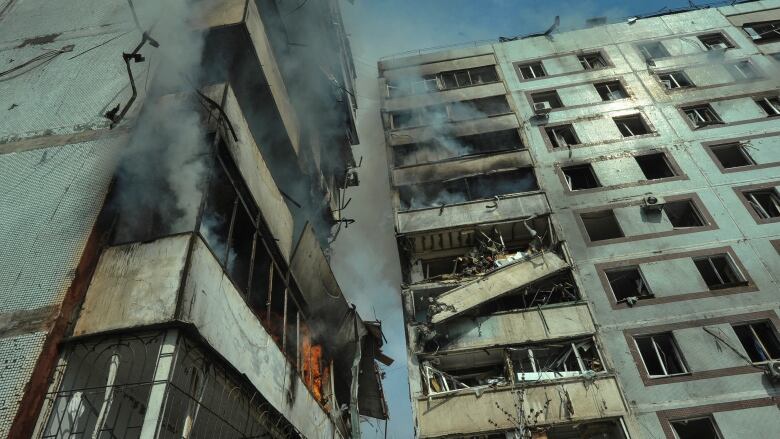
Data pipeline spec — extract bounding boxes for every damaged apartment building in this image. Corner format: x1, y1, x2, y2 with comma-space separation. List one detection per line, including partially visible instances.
0, 0, 389, 438
379, 1, 780, 438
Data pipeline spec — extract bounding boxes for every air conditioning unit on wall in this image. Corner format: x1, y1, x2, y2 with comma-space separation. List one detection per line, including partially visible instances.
533, 102, 552, 115
766, 360, 780, 382
641, 196, 665, 213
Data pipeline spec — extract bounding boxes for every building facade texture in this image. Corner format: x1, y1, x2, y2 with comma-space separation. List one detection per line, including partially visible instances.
0, 1, 387, 438
378, 1, 780, 438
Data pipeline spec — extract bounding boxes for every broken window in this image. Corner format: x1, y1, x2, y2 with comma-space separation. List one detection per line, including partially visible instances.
709, 143, 754, 168
744, 188, 780, 219
683, 105, 722, 128
635, 153, 675, 180
614, 114, 650, 137
635, 333, 688, 377
671, 417, 722, 439
595, 80, 627, 101
733, 321, 780, 362
249, 236, 273, 314
562, 164, 600, 190
422, 364, 473, 394
226, 202, 256, 294
393, 129, 523, 166
756, 96, 780, 117
468, 168, 539, 199
200, 157, 237, 264
664, 200, 705, 228
606, 267, 652, 303
531, 90, 563, 110
638, 41, 670, 60
477, 272, 580, 315
439, 65, 499, 90
728, 60, 761, 81
517, 61, 546, 80
546, 125, 580, 148
411, 75, 441, 94
698, 33, 733, 50
579, 52, 608, 70
693, 254, 745, 290
658, 71, 693, 89
511, 338, 604, 382
743, 21, 780, 44
581, 210, 624, 241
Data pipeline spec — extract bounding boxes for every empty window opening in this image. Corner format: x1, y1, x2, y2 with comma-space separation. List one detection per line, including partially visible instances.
546, 125, 580, 148
683, 105, 722, 128
393, 129, 523, 166
249, 238, 273, 314
709, 143, 754, 168
595, 81, 627, 101
694, 254, 745, 290
531, 90, 563, 109
614, 115, 650, 137
635, 333, 688, 377
606, 267, 652, 303
450, 95, 511, 121
636, 153, 676, 180
562, 164, 600, 190
200, 160, 236, 265
756, 96, 780, 117
579, 52, 608, 70
671, 417, 722, 439
517, 61, 546, 79
581, 210, 624, 241
439, 65, 500, 90
658, 71, 693, 89
728, 60, 761, 81
638, 41, 670, 60
744, 188, 780, 219
743, 21, 780, 44
698, 33, 733, 50
733, 322, 780, 363
664, 200, 705, 228
226, 202, 256, 294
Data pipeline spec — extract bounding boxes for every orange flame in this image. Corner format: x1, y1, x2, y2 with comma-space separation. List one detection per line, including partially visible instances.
301, 327, 330, 407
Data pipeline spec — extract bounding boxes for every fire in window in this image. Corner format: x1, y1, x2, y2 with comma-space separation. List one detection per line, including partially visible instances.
693, 254, 745, 290
594, 80, 627, 101
683, 105, 722, 128
698, 33, 733, 50
658, 71, 693, 89
744, 188, 780, 219
578, 52, 608, 70
614, 114, 650, 137
709, 143, 754, 169
743, 20, 780, 44
732, 321, 780, 362
635, 333, 688, 377
546, 124, 580, 148
756, 96, 780, 117
670, 417, 722, 439
517, 61, 546, 80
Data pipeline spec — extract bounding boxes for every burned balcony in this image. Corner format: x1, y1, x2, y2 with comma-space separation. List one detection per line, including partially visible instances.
392, 129, 525, 168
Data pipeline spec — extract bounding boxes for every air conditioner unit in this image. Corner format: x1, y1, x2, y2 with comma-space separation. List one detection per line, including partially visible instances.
641, 196, 665, 213
533, 102, 552, 115
766, 360, 780, 382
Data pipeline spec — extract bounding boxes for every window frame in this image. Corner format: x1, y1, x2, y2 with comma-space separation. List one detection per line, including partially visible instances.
637, 41, 670, 60
728, 60, 762, 81
516, 61, 547, 80
743, 21, 780, 44
732, 321, 780, 363
683, 104, 722, 128
670, 416, 723, 439
546, 124, 580, 148
708, 142, 755, 169
693, 254, 746, 290
744, 188, 780, 219
658, 71, 694, 90
561, 163, 601, 191
605, 266, 654, 303
594, 80, 628, 101
578, 52, 609, 70
756, 96, 780, 117
635, 152, 677, 180
697, 32, 734, 51
635, 333, 689, 378
530, 90, 563, 109
614, 114, 651, 137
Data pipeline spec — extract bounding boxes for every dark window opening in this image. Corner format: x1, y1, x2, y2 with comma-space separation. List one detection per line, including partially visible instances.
728, 60, 761, 81
517, 62, 546, 79
226, 203, 256, 294
744, 189, 780, 219
658, 71, 693, 89
266, 266, 287, 341
390, 105, 448, 129
683, 105, 722, 128
614, 115, 650, 137
635, 333, 687, 377
457, 95, 511, 119
579, 52, 608, 70
664, 200, 705, 228
546, 125, 580, 148
531, 91, 563, 109
638, 42, 670, 60
698, 33, 733, 50
581, 210, 624, 241
636, 153, 676, 180
200, 161, 237, 264
756, 96, 780, 117
249, 237, 273, 314
710, 143, 754, 168
671, 417, 721, 439
744, 21, 780, 44
474, 272, 580, 315
694, 254, 744, 290
595, 81, 627, 101
284, 291, 300, 362
733, 322, 780, 362
606, 267, 652, 302
393, 129, 523, 166
562, 164, 600, 190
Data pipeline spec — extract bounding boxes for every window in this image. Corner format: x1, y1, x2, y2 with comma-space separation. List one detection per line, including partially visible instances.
756, 96, 780, 117
733, 322, 780, 362
517, 61, 546, 79
664, 200, 705, 228
683, 105, 722, 128
671, 417, 722, 439
635, 153, 676, 180
693, 254, 745, 290
614, 115, 650, 137
743, 21, 780, 44
728, 60, 761, 81
594, 80, 627, 101
744, 188, 780, 219
451, 95, 511, 120
439, 65, 500, 90
411, 75, 441, 94
562, 164, 600, 190
658, 71, 693, 89
546, 125, 580, 148
581, 210, 624, 241
531, 90, 563, 109
579, 52, 608, 70
391, 105, 447, 129
393, 129, 522, 166
606, 267, 652, 302
635, 333, 688, 377
698, 33, 733, 50
638, 41, 670, 60
709, 143, 754, 168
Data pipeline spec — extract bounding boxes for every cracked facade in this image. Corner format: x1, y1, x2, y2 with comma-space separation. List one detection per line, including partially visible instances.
379, 1, 780, 438
0, 1, 388, 438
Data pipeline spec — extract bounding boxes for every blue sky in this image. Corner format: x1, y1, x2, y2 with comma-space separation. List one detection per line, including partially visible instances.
335, 1, 720, 437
